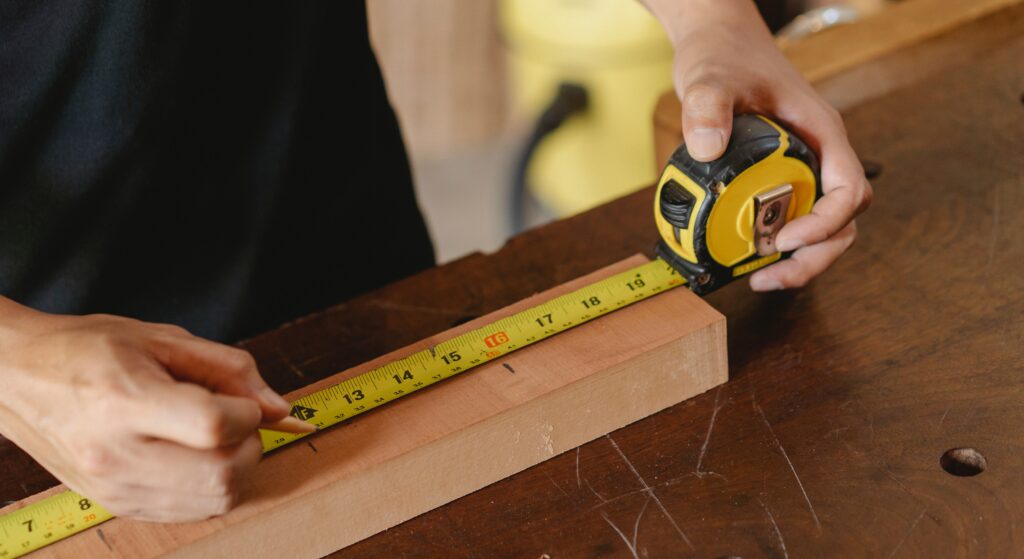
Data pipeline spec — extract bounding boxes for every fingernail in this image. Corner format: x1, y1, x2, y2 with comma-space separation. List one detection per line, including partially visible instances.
775, 237, 804, 252
263, 416, 318, 434
688, 128, 726, 160
750, 276, 783, 291
260, 387, 291, 414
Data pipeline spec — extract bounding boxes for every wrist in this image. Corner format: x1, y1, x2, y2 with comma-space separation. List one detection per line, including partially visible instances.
0, 298, 55, 389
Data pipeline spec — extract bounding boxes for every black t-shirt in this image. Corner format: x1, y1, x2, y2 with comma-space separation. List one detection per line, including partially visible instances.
0, 1, 435, 341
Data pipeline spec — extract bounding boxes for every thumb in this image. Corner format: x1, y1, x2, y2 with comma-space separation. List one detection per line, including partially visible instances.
151, 335, 292, 421
681, 81, 734, 162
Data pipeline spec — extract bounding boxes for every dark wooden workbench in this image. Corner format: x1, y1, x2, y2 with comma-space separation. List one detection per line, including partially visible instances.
2, 7, 1022, 559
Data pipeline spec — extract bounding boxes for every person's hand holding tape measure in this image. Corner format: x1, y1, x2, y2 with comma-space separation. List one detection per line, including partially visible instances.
642, 0, 873, 290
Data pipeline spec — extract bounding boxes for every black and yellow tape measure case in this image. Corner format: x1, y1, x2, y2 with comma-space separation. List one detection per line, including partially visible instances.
655, 114, 822, 294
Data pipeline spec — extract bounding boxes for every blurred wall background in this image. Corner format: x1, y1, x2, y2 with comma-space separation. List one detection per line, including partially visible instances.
367, 0, 888, 264
369, 0, 515, 262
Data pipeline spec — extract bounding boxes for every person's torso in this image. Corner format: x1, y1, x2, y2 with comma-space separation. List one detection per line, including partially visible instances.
0, 1, 435, 341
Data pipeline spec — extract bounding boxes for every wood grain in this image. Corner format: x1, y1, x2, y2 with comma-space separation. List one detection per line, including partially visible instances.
1, 256, 726, 558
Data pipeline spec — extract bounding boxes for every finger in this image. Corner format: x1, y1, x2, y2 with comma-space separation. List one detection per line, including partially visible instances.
774, 178, 867, 251
262, 415, 317, 434
149, 335, 291, 420
681, 81, 735, 162
99, 433, 263, 496
98, 482, 240, 523
749, 221, 857, 290
772, 105, 873, 251
136, 381, 262, 448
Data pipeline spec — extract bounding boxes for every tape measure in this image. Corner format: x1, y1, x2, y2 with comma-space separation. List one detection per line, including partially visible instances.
0, 259, 685, 558
0, 492, 112, 558
654, 114, 821, 294
0, 114, 819, 557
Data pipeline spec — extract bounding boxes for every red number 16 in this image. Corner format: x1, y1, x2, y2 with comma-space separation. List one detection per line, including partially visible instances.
484, 331, 509, 348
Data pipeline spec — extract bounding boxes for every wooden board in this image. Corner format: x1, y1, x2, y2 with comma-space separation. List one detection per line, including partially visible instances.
2, 255, 726, 558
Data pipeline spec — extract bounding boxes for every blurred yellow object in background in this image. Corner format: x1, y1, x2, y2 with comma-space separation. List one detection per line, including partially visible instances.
500, 0, 674, 219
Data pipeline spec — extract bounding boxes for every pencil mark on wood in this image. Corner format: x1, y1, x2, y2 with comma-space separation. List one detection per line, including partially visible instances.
307, 441, 318, 453
695, 386, 724, 478
96, 528, 113, 552
938, 408, 950, 429
758, 499, 789, 559
606, 435, 695, 551
753, 397, 822, 534
886, 508, 927, 559
502, 363, 515, 374
18, 482, 29, 497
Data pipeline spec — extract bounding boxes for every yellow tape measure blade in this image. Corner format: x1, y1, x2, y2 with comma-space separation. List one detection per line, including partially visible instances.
0, 491, 112, 558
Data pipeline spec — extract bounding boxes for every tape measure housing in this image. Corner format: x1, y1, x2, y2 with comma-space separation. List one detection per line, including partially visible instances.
654, 114, 822, 294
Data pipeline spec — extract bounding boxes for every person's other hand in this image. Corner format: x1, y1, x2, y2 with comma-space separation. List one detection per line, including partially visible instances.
0, 304, 305, 522
644, 0, 873, 289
